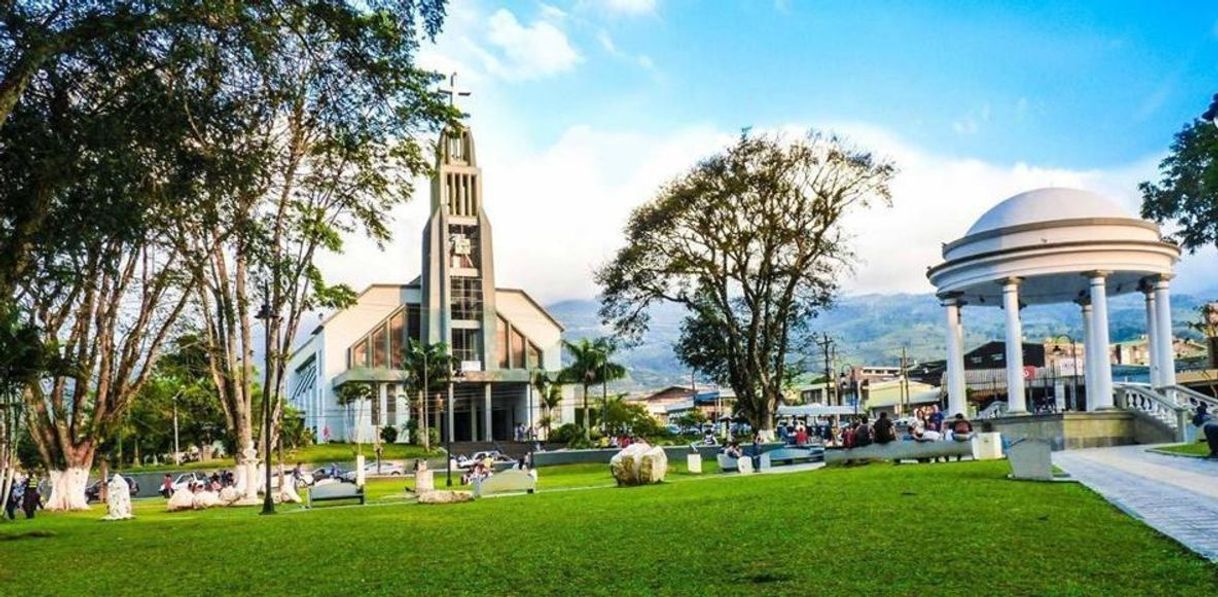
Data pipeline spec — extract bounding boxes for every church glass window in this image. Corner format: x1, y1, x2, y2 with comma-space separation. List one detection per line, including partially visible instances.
372, 324, 389, 368
406, 304, 421, 342
526, 342, 541, 370
453, 328, 481, 364
451, 277, 483, 321
389, 311, 405, 369
351, 338, 369, 369
510, 328, 525, 369
496, 317, 509, 369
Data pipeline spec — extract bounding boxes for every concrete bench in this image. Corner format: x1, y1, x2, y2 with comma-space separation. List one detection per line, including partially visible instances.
474, 469, 536, 497
306, 482, 365, 507
716, 454, 756, 473
824, 439, 973, 465
760, 447, 822, 469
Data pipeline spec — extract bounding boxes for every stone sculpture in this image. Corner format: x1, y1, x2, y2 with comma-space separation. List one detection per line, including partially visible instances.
610, 443, 668, 486
101, 474, 133, 521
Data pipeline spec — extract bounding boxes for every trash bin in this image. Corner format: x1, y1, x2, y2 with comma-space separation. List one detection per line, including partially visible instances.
971, 432, 1003, 460
1007, 438, 1053, 481
415, 469, 434, 493
687, 453, 702, 474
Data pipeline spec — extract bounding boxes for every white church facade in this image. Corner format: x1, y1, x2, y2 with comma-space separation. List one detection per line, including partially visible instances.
286, 122, 572, 444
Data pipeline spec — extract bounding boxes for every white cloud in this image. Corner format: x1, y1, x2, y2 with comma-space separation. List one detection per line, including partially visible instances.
589, 0, 657, 16
311, 3, 1215, 310
316, 118, 1216, 308
596, 29, 617, 54
477, 9, 581, 81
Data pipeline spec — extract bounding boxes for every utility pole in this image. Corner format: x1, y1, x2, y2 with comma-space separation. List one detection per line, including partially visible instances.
172, 393, 180, 466
900, 346, 909, 416
814, 334, 835, 405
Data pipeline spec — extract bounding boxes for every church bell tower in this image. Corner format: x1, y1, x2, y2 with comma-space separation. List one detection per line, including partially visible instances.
420, 76, 499, 371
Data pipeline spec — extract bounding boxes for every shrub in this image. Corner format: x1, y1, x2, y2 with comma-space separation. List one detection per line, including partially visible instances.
380, 425, 398, 444
549, 423, 583, 445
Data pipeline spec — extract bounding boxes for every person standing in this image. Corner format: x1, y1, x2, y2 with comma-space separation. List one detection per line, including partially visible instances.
1192, 404, 1218, 458
20, 478, 41, 519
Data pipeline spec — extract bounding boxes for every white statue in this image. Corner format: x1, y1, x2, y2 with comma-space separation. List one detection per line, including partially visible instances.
231, 442, 262, 505
102, 474, 134, 521
167, 487, 194, 512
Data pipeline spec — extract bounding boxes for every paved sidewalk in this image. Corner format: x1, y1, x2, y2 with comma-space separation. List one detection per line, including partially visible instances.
1053, 445, 1218, 561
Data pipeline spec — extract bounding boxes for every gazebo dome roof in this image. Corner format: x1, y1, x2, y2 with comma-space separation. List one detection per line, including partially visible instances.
965, 187, 1131, 236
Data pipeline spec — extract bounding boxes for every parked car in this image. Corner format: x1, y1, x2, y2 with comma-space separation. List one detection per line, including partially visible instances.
311, 464, 347, 482
341, 461, 405, 482
171, 472, 213, 492
455, 450, 516, 470
85, 475, 140, 502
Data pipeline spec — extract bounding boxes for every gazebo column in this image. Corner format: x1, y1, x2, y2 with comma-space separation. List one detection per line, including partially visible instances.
1079, 300, 1095, 411
1153, 275, 1176, 387
1141, 281, 1160, 387
1088, 272, 1115, 410
942, 295, 968, 417
1001, 278, 1027, 414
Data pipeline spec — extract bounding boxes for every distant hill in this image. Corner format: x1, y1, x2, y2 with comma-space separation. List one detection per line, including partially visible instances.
548, 288, 1217, 390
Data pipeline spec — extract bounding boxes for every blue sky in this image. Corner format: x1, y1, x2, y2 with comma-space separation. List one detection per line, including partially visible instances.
321, 1, 1218, 302
485, 0, 1218, 167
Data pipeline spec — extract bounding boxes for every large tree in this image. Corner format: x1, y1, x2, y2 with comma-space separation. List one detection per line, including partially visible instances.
1, 13, 204, 508
597, 131, 894, 434
166, 1, 452, 484
1139, 115, 1218, 253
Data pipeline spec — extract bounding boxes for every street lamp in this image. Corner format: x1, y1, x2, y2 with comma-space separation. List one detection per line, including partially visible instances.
1052, 336, 1079, 411
254, 289, 279, 516
839, 364, 858, 416
446, 363, 463, 488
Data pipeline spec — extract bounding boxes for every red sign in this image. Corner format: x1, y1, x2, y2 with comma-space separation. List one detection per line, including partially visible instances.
1023, 366, 1036, 380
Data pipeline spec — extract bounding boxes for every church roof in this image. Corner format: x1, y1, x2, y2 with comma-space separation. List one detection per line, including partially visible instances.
311, 282, 565, 333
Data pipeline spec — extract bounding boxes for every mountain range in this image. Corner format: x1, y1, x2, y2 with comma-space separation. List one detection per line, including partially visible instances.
548, 287, 1218, 391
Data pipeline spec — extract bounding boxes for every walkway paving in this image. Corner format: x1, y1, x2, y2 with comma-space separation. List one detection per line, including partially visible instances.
1053, 445, 1218, 561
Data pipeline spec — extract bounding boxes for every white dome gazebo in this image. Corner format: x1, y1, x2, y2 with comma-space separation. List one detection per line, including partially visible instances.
927, 187, 1182, 417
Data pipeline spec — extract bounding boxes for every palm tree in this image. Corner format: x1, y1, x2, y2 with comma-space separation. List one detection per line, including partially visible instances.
399, 339, 455, 451
560, 337, 627, 441
335, 382, 374, 453
532, 369, 566, 440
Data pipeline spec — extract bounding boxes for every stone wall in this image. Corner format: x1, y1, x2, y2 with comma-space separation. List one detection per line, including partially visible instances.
986, 411, 1145, 451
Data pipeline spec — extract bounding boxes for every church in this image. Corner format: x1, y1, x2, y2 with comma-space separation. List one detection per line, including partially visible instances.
286, 117, 572, 445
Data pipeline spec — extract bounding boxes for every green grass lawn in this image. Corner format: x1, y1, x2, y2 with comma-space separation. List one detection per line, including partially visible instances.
122, 442, 440, 473
2, 461, 1215, 594
1156, 441, 1213, 457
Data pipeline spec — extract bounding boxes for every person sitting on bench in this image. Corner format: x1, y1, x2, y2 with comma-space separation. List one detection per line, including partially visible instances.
873, 412, 896, 444
949, 414, 974, 442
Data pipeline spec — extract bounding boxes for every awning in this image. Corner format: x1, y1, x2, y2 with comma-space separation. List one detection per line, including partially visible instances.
776, 404, 857, 417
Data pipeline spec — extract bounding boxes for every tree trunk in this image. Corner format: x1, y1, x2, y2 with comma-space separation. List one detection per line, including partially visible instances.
45, 466, 91, 511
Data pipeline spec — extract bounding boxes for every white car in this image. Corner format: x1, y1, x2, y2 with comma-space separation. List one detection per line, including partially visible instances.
455, 450, 516, 470
341, 461, 405, 482
171, 472, 213, 491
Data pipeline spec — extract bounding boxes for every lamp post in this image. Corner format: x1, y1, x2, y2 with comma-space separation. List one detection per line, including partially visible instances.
254, 289, 279, 516
446, 363, 463, 488
172, 391, 180, 466
1053, 336, 1080, 411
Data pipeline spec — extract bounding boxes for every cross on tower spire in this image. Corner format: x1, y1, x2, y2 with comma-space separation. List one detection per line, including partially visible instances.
439, 72, 471, 112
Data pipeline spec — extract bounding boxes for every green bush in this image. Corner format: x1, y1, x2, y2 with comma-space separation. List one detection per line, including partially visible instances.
549, 423, 582, 445
380, 425, 398, 444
